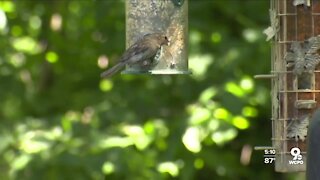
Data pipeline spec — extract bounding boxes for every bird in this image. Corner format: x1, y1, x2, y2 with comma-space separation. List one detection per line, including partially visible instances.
100, 33, 169, 78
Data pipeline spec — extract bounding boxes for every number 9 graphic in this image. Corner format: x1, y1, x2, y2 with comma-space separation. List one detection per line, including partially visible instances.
291, 147, 302, 160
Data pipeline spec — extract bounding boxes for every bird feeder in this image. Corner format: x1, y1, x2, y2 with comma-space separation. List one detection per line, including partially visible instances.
256, 0, 320, 172
122, 0, 190, 75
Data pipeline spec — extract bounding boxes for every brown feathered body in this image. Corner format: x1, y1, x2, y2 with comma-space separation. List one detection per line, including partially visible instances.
101, 33, 169, 78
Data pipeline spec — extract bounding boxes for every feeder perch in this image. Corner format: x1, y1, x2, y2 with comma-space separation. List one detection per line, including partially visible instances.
123, 0, 190, 75
256, 0, 320, 172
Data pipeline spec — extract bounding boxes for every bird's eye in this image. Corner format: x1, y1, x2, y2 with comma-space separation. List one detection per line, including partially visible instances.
164, 36, 168, 40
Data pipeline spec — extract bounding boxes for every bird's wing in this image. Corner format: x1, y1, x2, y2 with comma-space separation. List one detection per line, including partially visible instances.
119, 43, 157, 65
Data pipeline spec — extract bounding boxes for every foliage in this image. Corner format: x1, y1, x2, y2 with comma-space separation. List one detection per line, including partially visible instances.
0, 0, 304, 180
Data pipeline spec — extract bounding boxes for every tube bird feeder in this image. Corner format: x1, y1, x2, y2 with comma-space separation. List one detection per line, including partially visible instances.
123, 0, 190, 75
258, 0, 320, 172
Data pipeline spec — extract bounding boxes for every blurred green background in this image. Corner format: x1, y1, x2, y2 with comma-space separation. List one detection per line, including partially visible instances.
0, 0, 305, 179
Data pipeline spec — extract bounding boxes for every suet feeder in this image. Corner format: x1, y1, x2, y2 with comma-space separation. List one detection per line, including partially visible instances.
256, 0, 320, 172
122, 0, 190, 75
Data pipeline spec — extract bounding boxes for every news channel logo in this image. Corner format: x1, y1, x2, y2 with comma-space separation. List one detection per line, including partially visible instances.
288, 147, 303, 165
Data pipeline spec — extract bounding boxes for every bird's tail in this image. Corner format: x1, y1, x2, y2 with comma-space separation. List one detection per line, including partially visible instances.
100, 62, 126, 78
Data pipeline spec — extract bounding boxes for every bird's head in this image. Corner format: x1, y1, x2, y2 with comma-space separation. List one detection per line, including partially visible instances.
144, 33, 169, 46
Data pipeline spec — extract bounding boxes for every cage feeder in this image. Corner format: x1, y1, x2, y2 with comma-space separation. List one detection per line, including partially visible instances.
255, 0, 320, 172
122, 0, 190, 75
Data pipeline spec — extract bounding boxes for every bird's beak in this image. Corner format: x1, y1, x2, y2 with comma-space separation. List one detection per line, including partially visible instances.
163, 36, 170, 46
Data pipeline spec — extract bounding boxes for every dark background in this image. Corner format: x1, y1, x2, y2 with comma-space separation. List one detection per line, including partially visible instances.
0, 0, 305, 179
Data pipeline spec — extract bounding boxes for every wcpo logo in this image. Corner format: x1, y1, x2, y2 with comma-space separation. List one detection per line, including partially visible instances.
288, 147, 304, 165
